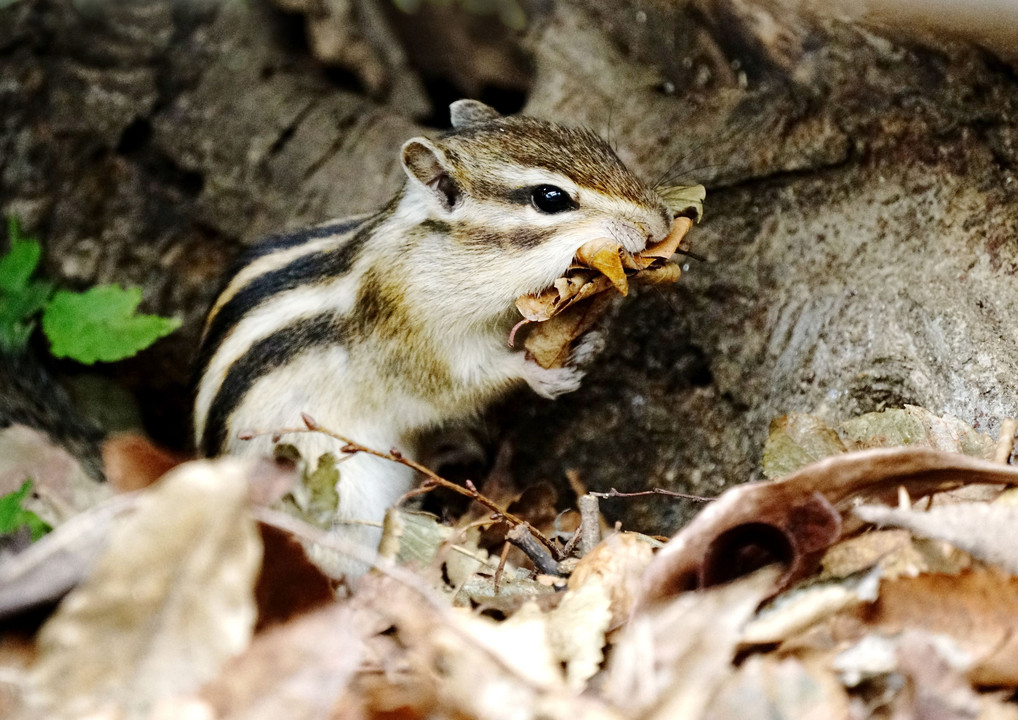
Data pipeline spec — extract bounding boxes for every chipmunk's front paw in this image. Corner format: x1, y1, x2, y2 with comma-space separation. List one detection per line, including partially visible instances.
522, 358, 584, 399
570, 329, 606, 367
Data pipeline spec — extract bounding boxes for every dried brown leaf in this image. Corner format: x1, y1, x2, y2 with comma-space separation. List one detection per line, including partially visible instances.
641, 216, 694, 263
254, 523, 334, 632
575, 240, 628, 295
522, 292, 613, 368
640, 448, 1018, 604
863, 569, 1018, 687
101, 432, 187, 493
25, 459, 263, 718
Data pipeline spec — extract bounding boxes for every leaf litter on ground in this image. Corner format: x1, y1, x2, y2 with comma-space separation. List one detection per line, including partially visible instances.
5, 406, 1018, 718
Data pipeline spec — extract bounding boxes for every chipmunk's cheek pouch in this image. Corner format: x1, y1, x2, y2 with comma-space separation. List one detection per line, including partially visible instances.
401, 137, 461, 210
511, 217, 695, 370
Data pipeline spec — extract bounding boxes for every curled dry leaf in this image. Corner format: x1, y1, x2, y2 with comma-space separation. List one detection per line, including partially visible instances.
639, 448, 1018, 605
514, 217, 693, 369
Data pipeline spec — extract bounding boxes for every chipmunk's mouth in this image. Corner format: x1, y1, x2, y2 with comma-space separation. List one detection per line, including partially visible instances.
510, 216, 694, 369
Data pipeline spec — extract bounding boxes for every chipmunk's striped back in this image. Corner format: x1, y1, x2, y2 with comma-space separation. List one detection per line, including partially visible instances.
193, 212, 380, 457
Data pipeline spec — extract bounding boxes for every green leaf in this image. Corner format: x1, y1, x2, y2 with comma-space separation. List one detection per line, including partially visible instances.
0, 279, 53, 352
41, 285, 182, 364
0, 217, 53, 351
0, 217, 42, 294
0, 480, 52, 541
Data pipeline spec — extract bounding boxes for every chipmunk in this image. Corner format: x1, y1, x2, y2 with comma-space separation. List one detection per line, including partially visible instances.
193, 100, 675, 576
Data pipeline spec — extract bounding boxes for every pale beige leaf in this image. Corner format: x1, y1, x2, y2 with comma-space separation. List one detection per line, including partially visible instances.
546, 578, 613, 690
606, 567, 779, 719
26, 459, 263, 719
706, 655, 851, 720
457, 602, 563, 689
0, 424, 110, 526
741, 568, 879, 645
569, 531, 655, 630
657, 184, 706, 222
200, 602, 382, 720
854, 502, 1018, 574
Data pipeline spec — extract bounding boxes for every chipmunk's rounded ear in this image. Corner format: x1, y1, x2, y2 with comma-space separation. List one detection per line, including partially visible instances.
401, 138, 460, 210
449, 100, 500, 129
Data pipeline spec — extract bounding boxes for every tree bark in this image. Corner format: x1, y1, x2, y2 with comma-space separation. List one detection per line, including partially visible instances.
2, 0, 1017, 535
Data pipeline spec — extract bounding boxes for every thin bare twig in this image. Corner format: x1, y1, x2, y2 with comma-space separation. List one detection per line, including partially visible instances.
506, 524, 561, 576
493, 542, 511, 595
588, 487, 714, 502
240, 415, 564, 560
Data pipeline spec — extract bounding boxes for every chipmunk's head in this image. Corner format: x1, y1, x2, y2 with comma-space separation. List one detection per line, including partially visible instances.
398, 100, 673, 303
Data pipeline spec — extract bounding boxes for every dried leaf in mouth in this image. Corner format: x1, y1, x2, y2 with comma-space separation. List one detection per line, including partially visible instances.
576, 241, 629, 295
514, 217, 693, 369
523, 293, 614, 369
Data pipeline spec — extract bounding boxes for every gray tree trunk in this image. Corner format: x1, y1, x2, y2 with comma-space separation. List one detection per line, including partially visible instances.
2, 0, 1016, 534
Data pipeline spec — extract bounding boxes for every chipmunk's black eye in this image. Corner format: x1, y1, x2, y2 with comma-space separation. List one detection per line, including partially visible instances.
531, 185, 577, 214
